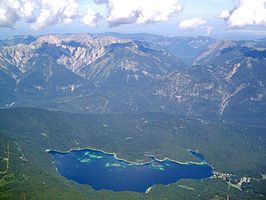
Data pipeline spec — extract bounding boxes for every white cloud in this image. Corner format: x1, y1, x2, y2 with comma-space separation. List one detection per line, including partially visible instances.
0, 0, 182, 29
220, 10, 230, 19
81, 9, 102, 28
94, 0, 182, 27
179, 18, 207, 29
0, 0, 80, 30
30, 0, 80, 30
0, 0, 20, 27
220, 0, 266, 28
20, 0, 35, 20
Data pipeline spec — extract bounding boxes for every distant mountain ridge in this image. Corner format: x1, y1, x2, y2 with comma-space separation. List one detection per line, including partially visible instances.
0, 33, 265, 123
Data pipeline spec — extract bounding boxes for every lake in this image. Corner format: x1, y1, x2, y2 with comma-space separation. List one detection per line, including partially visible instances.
48, 148, 213, 192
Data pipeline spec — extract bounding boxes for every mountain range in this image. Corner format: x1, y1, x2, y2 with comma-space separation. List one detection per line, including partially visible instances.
0, 33, 265, 123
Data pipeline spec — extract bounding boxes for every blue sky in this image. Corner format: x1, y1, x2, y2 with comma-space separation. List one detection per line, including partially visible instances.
0, 0, 265, 39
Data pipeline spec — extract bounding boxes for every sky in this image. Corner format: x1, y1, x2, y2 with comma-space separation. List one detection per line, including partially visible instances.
0, 0, 266, 39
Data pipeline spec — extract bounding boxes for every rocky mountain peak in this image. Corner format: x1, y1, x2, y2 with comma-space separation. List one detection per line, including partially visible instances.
35, 35, 62, 46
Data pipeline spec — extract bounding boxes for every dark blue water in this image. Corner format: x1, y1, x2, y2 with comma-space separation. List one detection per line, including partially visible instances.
48, 149, 213, 192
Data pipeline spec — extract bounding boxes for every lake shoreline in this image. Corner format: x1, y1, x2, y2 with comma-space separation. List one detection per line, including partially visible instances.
47, 147, 214, 193
46, 147, 213, 168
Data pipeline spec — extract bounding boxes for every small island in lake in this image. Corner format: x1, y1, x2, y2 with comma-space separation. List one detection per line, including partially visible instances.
48, 148, 213, 193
